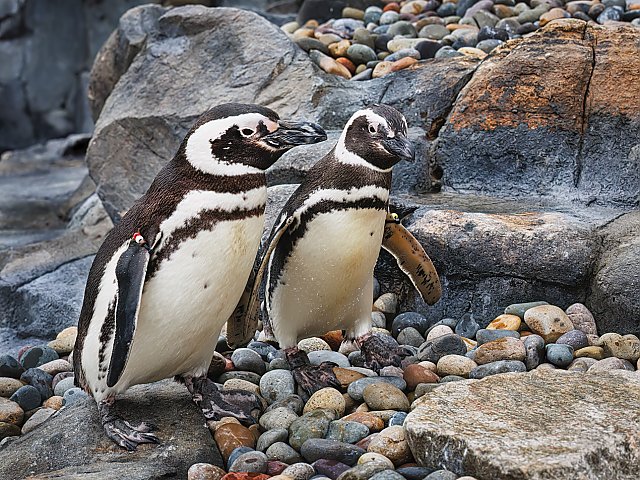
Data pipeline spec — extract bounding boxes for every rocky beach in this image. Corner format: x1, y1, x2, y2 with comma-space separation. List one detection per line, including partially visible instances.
0, 0, 639, 479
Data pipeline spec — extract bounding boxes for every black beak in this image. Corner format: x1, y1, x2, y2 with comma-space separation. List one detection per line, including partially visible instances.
263, 120, 327, 149
383, 135, 415, 162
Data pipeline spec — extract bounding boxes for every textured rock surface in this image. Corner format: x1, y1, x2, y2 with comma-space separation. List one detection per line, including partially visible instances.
406, 370, 640, 479
0, 381, 222, 479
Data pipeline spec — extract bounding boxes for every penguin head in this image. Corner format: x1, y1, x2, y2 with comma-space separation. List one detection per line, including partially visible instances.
182, 103, 326, 174
336, 104, 415, 172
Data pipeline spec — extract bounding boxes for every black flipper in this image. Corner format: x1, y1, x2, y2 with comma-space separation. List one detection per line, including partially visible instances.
107, 242, 150, 388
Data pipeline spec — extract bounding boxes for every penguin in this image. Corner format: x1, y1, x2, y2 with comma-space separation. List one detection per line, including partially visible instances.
73, 103, 326, 449
226, 104, 441, 396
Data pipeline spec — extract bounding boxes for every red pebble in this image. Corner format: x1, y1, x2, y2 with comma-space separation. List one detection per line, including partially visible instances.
221, 473, 271, 480
383, 2, 401, 12
266, 460, 288, 476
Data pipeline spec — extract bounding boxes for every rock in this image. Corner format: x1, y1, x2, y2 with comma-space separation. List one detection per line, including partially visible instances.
392, 312, 428, 336
308, 351, 350, 368
188, 463, 226, 480
566, 303, 598, 336
266, 442, 304, 464
19, 346, 58, 369
437, 355, 477, 378
426, 325, 454, 341
362, 383, 410, 412
304, 388, 346, 417
524, 305, 573, 343
21, 407, 55, 434
336, 462, 389, 480
597, 333, 640, 362
289, 410, 334, 450
0, 378, 23, 398
396, 466, 435, 480
454, 314, 480, 338
588, 357, 631, 372
357, 452, 394, 470
568, 357, 598, 372
231, 349, 267, 376
369, 471, 406, 480
403, 364, 439, 390
556, 330, 589, 350
301, 438, 365, 466
229, 451, 269, 474
43, 395, 63, 410
257, 428, 289, 452
260, 370, 295, 404
313, 458, 351, 479
38, 359, 73, 376
266, 395, 305, 416
0, 381, 221, 478
282, 462, 315, 480
406, 370, 640, 478
424, 471, 457, 480
474, 337, 526, 365
469, 360, 527, 379
63, 387, 88, 406
221, 474, 270, 480
397, 327, 424, 348
476, 39, 503, 54
53, 376, 75, 397
0, 397, 23, 426
0, 422, 21, 440
214, 423, 256, 461
367, 426, 412, 466
523, 334, 546, 370
9, 385, 41, 411
260, 407, 299, 432
347, 44, 377, 65
487, 314, 521, 331
341, 413, 385, 432
0, 356, 23, 379
298, 338, 331, 353
20, 368, 53, 401
575, 346, 605, 360
418, 334, 467, 363
475, 329, 520, 345
347, 377, 407, 402
545, 344, 574, 368
327, 420, 370, 444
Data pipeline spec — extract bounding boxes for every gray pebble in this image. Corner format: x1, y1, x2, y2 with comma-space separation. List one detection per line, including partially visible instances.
20, 368, 53, 401
545, 344, 574, 368
53, 376, 75, 397
231, 348, 266, 375
308, 351, 350, 368
62, 387, 88, 406
476, 38, 503, 53
20, 346, 59, 370
347, 376, 406, 402
387, 21, 416, 37
556, 330, 588, 350
347, 44, 377, 65
370, 471, 406, 480
455, 313, 479, 339
326, 420, 370, 444
0, 355, 24, 379
379, 11, 400, 25
257, 427, 289, 451
392, 312, 428, 336
260, 406, 299, 431
282, 463, 316, 480
266, 441, 304, 464
523, 334, 545, 370
269, 358, 291, 371
218, 371, 262, 385
229, 451, 268, 473
300, 438, 365, 466
417, 334, 467, 363
424, 470, 457, 480
265, 394, 305, 415
397, 327, 424, 348
476, 329, 520, 345
469, 360, 526, 379
10, 385, 41, 411
260, 369, 295, 404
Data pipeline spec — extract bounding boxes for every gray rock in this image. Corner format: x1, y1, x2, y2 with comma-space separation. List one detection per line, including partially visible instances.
63, 387, 88, 406
19, 346, 58, 369
476, 329, 520, 345
556, 330, 589, 350
0, 356, 23, 379
259, 407, 298, 431
417, 334, 467, 363
257, 427, 289, 452
266, 441, 304, 464
391, 312, 428, 336
231, 348, 267, 376
289, 410, 334, 450
469, 360, 526, 379
282, 463, 316, 480
424, 471, 457, 480
0, 381, 221, 479
307, 351, 350, 368
301, 438, 366, 466
523, 334, 545, 370
9, 385, 41, 411
53, 376, 75, 397
406, 370, 640, 479
21, 407, 55, 434
20, 368, 53, 401
397, 327, 424, 348
260, 370, 295, 404
346, 376, 407, 402
326, 420, 370, 444
454, 313, 479, 338
229, 451, 268, 473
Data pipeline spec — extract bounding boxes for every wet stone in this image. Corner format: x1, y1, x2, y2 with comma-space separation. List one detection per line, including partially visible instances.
504, 301, 548, 319
20, 368, 53, 401
469, 360, 527, 379
556, 330, 589, 350
289, 409, 334, 450
545, 344, 574, 368
523, 334, 545, 370
260, 370, 295, 404
476, 329, 520, 345
266, 442, 304, 464
301, 438, 366, 466
232, 349, 267, 376
308, 351, 350, 368
347, 377, 407, 402
229, 451, 269, 474
257, 427, 289, 452
327, 420, 370, 444
389, 412, 407, 427
418, 334, 467, 363
0, 356, 24, 379
20, 347, 59, 370
455, 313, 480, 339
282, 463, 316, 480
259, 407, 298, 431
362, 383, 409, 412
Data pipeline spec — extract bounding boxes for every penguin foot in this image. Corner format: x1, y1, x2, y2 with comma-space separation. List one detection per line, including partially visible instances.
183, 375, 260, 426
285, 347, 341, 400
357, 332, 409, 373
98, 398, 160, 451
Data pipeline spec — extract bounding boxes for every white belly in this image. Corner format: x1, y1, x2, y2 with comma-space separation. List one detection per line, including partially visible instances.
269, 208, 385, 347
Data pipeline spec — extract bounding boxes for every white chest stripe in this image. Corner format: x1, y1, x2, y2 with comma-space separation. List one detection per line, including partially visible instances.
296, 185, 389, 219
158, 187, 267, 246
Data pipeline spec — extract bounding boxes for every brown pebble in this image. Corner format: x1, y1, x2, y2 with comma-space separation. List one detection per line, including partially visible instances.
188, 463, 226, 480
213, 423, 256, 460
403, 364, 439, 390
43, 396, 63, 411
342, 412, 385, 432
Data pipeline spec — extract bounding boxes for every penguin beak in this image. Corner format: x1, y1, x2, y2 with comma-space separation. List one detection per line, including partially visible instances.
383, 135, 415, 162
263, 120, 327, 149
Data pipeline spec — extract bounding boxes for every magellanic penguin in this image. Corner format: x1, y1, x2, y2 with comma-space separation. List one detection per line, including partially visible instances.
226, 104, 441, 396
73, 103, 326, 449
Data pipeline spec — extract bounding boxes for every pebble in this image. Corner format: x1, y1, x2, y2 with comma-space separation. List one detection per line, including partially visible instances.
296, 38, 330, 56
469, 360, 527, 379
487, 314, 521, 331
220, 474, 270, 480
308, 351, 350, 368
370, 471, 405, 480
289, 409, 334, 450
504, 301, 548, 319
347, 377, 406, 402
454, 314, 480, 338
257, 427, 289, 452
545, 344, 574, 368
436, 355, 477, 378
230, 451, 269, 473
20, 368, 53, 401
388, 411, 407, 427
347, 44, 378, 65
523, 334, 545, 370
341, 412, 385, 432
0, 355, 24, 379
396, 467, 435, 480
380, 11, 400, 25
403, 364, 439, 390
19, 346, 59, 369
21, 407, 55, 434
53, 376, 75, 397
260, 370, 295, 404
597, 333, 640, 362
575, 346, 605, 360
396, 327, 424, 348
556, 330, 589, 350
474, 337, 526, 365
47, 336, 75, 355
62, 387, 87, 406
567, 357, 598, 372
391, 312, 428, 336
38, 359, 72, 377
9, 385, 41, 411
313, 459, 351, 480
266, 442, 304, 464
418, 334, 467, 363
336, 462, 389, 480
327, 420, 370, 444
0, 378, 23, 398
214, 423, 256, 460
566, 303, 598, 335
426, 325, 454, 341
475, 329, 520, 345
260, 407, 299, 431
524, 305, 573, 343
282, 463, 316, 480
0, 397, 24, 425
304, 388, 346, 417
232, 348, 267, 376
424, 471, 457, 480
298, 338, 331, 353
357, 452, 394, 469
588, 357, 630, 372
362, 383, 409, 412
367, 426, 412, 466
309, 50, 352, 79
228, 445, 254, 468
220, 371, 262, 386
188, 463, 227, 480
301, 438, 365, 466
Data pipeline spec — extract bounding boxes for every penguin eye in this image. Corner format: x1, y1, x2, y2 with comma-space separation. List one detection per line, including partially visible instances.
368, 124, 377, 134
241, 128, 255, 137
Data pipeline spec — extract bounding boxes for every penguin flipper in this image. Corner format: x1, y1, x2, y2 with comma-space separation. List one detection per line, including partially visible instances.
227, 215, 295, 348
106, 242, 150, 387
382, 212, 442, 305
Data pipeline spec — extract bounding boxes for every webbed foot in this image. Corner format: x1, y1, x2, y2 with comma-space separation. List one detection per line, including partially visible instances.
98, 397, 160, 451
285, 347, 341, 400
357, 332, 409, 373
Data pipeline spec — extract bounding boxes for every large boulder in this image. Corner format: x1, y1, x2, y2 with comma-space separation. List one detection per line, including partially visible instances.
432, 20, 640, 209
0, 381, 222, 479
405, 370, 640, 479
85, 5, 477, 220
